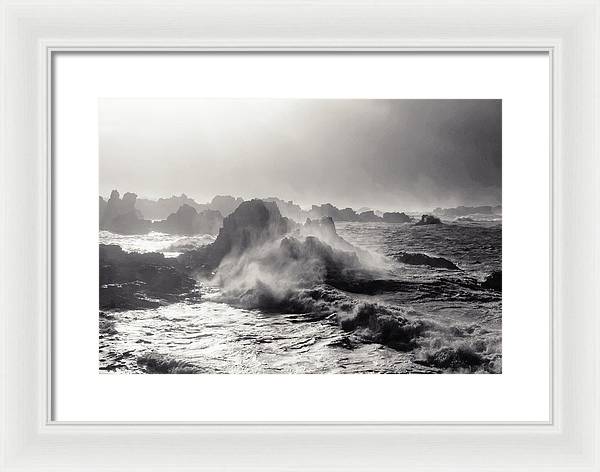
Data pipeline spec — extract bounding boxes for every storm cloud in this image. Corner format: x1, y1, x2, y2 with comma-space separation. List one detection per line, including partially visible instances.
99, 98, 501, 211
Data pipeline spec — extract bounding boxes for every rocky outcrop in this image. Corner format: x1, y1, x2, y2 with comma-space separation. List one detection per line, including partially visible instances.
152, 204, 223, 236
414, 214, 442, 226
308, 203, 362, 222
178, 199, 293, 272
209, 195, 244, 217
357, 210, 381, 222
135, 194, 243, 221
100, 190, 151, 234
309, 202, 412, 224
100, 244, 198, 310
263, 197, 308, 223
136, 194, 209, 221
481, 270, 502, 291
394, 252, 459, 270
417, 345, 483, 371
382, 212, 412, 223
300, 217, 355, 252
280, 236, 360, 280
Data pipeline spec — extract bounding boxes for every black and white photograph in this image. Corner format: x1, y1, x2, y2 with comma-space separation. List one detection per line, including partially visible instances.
99, 98, 502, 374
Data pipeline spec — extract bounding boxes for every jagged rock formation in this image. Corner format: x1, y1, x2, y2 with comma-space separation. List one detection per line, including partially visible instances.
481, 270, 502, 291
394, 252, 459, 270
135, 194, 243, 220
152, 204, 223, 236
100, 190, 151, 235
308, 202, 412, 224
309, 203, 360, 222
99, 244, 198, 310
280, 236, 361, 281
300, 217, 354, 251
414, 214, 442, 226
209, 195, 244, 217
178, 199, 294, 272
263, 197, 308, 222
132, 191, 414, 226
433, 205, 502, 218
357, 210, 381, 222
382, 212, 412, 223
136, 194, 209, 221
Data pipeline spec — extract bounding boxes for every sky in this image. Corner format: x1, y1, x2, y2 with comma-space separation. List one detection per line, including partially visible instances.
99, 98, 501, 212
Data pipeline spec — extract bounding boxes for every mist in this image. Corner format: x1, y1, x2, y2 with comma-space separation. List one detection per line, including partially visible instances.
99, 98, 501, 212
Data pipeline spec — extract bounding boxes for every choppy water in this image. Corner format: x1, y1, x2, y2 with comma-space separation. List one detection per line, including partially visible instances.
99, 230, 215, 257
100, 221, 501, 374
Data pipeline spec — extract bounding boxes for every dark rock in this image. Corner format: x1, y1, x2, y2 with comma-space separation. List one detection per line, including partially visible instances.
394, 252, 459, 270
135, 193, 209, 221
382, 212, 412, 223
100, 244, 198, 310
414, 214, 442, 226
300, 217, 354, 252
100, 190, 151, 234
357, 210, 382, 222
263, 197, 308, 223
152, 204, 223, 236
303, 216, 337, 236
178, 199, 293, 272
280, 236, 360, 277
481, 270, 502, 291
308, 202, 413, 224
209, 195, 244, 217
309, 203, 361, 222
419, 345, 483, 370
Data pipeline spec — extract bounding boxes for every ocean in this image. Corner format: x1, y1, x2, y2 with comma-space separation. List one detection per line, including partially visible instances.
99, 219, 502, 374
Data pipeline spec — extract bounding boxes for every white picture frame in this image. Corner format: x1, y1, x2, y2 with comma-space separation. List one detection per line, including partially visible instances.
0, 0, 598, 470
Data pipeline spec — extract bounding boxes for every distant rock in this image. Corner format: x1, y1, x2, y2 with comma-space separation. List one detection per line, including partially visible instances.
263, 197, 308, 223
357, 210, 381, 222
99, 196, 107, 222
382, 212, 411, 223
414, 214, 442, 226
481, 270, 502, 291
100, 190, 151, 234
209, 195, 244, 217
99, 244, 199, 310
152, 204, 223, 236
136, 194, 209, 221
309, 203, 412, 224
394, 252, 459, 270
433, 205, 502, 218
